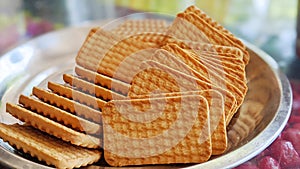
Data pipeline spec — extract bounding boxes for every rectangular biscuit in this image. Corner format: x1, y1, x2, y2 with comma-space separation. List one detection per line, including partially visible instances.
111, 19, 169, 38
6, 103, 102, 148
164, 37, 245, 61
75, 66, 130, 95
161, 44, 247, 110
130, 89, 227, 155
63, 74, 126, 101
113, 19, 168, 30
164, 43, 247, 89
103, 95, 211, 166
0, 123, 101, 169
170, 11, 249, 64
162, 38, 246, 80
199, 53, 245, 77
183, 5, 246, 51
32, 86, 102, 123
48, 81, 106, 111
75, 28, 160, 83
19, 94, 101, 135
128, 60, 237, 125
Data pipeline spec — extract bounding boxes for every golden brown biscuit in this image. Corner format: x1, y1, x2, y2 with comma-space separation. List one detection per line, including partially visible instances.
0, 123, 101, 169
129, 89, 227, 155
103, 95, 211, 166
128, 60, 237, 125
75, 66, 130, 95
6, 103, 102, 148
32, 87, 102, 123
184, 5, 246, 51
19, 94, 101, 135
167, 11, 249, 64
48, 81, 106, 111
63, 74, 126, 101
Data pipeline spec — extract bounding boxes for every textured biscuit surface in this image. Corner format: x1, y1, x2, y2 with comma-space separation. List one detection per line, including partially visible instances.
103, 95, 211, 166
129, 61, 237, 124
0, 123, 101, 169
32, 86, 102, 123
48, 81, 106, 111
129, 89, 227, 155
6, 103, 102, 148
19, 94, 101, 135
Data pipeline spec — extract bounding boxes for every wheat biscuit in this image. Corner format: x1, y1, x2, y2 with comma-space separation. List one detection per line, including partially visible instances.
114, 19, 168, 30
6, 103, 102, 148
32, 87, 102, 123
19, 94, 101, 135
63, 74, 126, 101
130, 89, 227, 155
174, 12, 249, 64
160, 44, 246, 114
199, 53, 245, 76
75, 28, 160, 83
111, 19, 169, 38
162, 44, 247, 108
76, 28, 124, 72
150, 49, 207, 82
0, 123, 101, 169
162, 40, 246, 81
183, 5, 246, 51
164, 38, 245, 61
75, 66, 130, 95
103, 95, 211, 166
191, 53, 245, 80
48, 81, 106, 111
129, 60, 237, 125
163, 38, 246, 76
164, 43, 247, 88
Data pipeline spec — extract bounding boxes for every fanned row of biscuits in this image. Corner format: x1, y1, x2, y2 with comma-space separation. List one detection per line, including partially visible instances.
0, 5, 251, 168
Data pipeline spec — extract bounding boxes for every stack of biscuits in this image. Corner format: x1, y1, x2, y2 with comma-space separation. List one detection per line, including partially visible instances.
0, 5, 249, 168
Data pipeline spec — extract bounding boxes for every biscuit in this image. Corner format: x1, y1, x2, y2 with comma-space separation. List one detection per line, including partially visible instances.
19, 94, 101, 135
32, 87, 102, 123
162, 44, 247, 111
199, 53, 245, 77
63, 74, 126, 101
162, 39, 246, 81
162, 44, 247, 91
75, 28, 160, 83
128, 60, 237, 125
150, 49, 203, 81
75, 66, 130, 95
112, 19, 168, 34
174, 12, 249, 64
129, 89, 227, 155
183, 5, 246, 51
164, 38, 245, 61
47, 81, 106, 111
114, 19, 168, 30
0, 123, 101, 169
102, 95, 211, 166
6, 103, 102, 148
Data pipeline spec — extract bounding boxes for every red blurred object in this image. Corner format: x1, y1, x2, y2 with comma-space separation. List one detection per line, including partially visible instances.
282, 128, 300, 154
26, 17, 54, 37
257, 156, 281, 169
269, 139, 300, 168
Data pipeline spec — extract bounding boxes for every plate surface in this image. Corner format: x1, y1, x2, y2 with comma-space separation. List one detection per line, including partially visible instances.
0, 23, 292, 169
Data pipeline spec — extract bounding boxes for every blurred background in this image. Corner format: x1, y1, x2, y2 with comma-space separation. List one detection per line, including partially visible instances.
0, 0, 298, 79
